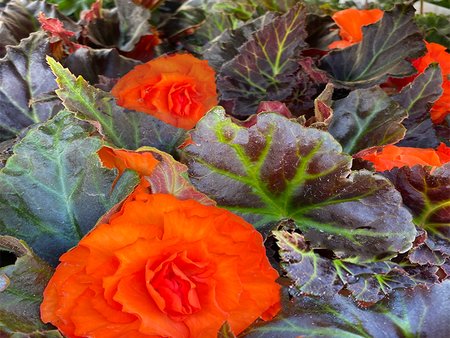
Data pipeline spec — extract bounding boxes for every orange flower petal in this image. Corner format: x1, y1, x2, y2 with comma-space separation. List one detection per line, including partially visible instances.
329, 8, 383, 49
41, 193, 280, 337
358, 144, 450, 171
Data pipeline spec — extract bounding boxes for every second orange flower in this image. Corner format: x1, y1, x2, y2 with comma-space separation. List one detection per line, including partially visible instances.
112, 53, 218, 130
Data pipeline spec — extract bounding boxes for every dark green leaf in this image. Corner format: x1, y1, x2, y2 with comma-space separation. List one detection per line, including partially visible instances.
305, 14, 339, 50
202, 12, 277, 71
0, 236, 61, 336
0, 110, 139, 265
394, 64, 443, 148
182, 107, 416, 259
64, 47, 140, 88
47, 57, 186, 153
243, 281, 450, 337
0, 0, 79, 57
320, 4, 426, 88
416, 13, 450, 50
157, 0, 205, 40
217, 3, 307, 117
86, 0, 151, 52
328, 86, 407, 154
0, 32, 62, 141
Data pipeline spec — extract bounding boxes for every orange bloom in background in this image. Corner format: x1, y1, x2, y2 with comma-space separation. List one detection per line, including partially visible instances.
387, 42, 450, 123
328, 8, 383, 49
111, 53, 218, 130
413, 42, 450, 123
358, 143, 450, 171
41, 193, 280, 338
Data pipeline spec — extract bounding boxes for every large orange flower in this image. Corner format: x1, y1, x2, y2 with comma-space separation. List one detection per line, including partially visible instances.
40, 193, 281, 337
111, 53, 218, 130
358, 143, 450, 171
328, 8, 383, 49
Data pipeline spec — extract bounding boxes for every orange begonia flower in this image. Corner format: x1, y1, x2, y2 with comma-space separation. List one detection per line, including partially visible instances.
358, 143, 450, 171
387, 42, 450, 123
41, 193, 281, 338
328, 8, 383, 49
413, 42, 450, 123
111, 53, 218, 130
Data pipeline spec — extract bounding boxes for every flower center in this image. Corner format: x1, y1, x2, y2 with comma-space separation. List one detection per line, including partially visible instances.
167, 82, 199, 117
145, 251, 209, 320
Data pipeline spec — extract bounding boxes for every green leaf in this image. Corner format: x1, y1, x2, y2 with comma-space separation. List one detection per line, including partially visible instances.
394, 64, 443, 148
47, 56, 186, 153
243, 281, 450, 337
0, 0, 79, 57
320, 4, 426, 88
0, 110, 139, 265
0, 236, 61, 336
182, 107, 416, 259
275, 230, 416, 305
415, 13, 450, 50
0, 32, 61, 141
217, 3, 307, 117
328, 86, 408, 154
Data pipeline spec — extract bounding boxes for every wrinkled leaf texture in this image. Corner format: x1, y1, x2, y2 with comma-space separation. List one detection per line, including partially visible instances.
183, 107, 416, 259
0, 110, 139, 265
217, 3, 307, 117
0, 32, 61, 141
320, 4, 426, 88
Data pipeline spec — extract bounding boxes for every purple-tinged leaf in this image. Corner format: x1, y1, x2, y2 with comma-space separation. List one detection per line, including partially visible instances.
320, 4, 426, 89
0, 236, 61, 337
275, 230, 417, 305
284, 57, 329, 116
328, 86, 407, 154
0, 0, 79, 57
202, 12, 277, 71
394, 64, 443, 148
182, 107, 416, 259
0, 32, 61, 141
243, 281, 450, 337
308, 83, 333, 129
63, 47, 140, 89
382, 163, 450, 240
217, 3, 307, 117
144, 147, 216, 206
